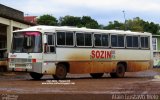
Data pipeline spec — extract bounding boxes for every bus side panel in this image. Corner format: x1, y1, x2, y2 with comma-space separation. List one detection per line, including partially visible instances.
91, 61, 104, 73
91, 61, 115, 73
69, 61, 92, 74
127, 61, 150, 72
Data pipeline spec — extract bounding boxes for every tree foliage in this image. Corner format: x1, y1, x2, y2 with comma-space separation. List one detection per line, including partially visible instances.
105, 17, 160, 34
59, 15, 81, 26
36, 14, 160, 34
59, 15, 99, 29
37, 14, 58, 26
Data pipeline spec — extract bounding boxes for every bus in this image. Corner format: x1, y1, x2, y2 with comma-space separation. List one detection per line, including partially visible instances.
8, 26, 153, 80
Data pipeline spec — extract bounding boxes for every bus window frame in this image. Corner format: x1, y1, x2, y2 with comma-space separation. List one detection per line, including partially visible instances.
76, 32, 93, 47
45, 32, 55, 53
93, 33, 110, 48
56, 31, 75, 47
140, 36, 150, 49
110, 34, 125, 48
126, 35, 139, 49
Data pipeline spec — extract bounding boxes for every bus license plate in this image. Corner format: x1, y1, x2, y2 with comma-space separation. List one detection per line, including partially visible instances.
15, 68, 23, 71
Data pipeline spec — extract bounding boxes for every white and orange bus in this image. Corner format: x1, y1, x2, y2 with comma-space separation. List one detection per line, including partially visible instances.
8, 26, 153, 80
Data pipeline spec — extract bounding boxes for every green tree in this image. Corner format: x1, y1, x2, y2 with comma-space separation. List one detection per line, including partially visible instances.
104, 17, 160, 34
126, 17, 143, 32
59, 15, 81, 26
37, 14, 58, 26
59, 15, 99, 29
81, 16, 99, 29
104, 21, 124, 30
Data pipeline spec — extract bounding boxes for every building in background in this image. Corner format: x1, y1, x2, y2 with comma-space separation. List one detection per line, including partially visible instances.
152, 35, 160, 67
0, 4, 35, 70
0, 4, 35, 52
24, 16, 37, 24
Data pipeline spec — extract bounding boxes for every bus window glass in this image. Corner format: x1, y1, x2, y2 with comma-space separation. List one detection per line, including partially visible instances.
57, 32, 65, 45
85, 33, 92, 46
47, 35, 53, 45
133, 36, 138, 47
145, 37, 149, 48
94, 34, 101, 46
141, 37, 145, 48
126, 36, 132, 47
111, 35, 117, 47
102, 34, 109, 46
76, 33, 84, 46
12, 32, 42, 53
50, 46, 55, 52
66, 32, 74, 46
118, 35, 124, 47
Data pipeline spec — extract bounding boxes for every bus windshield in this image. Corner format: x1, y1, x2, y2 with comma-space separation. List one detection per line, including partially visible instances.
11, 31, 42, 53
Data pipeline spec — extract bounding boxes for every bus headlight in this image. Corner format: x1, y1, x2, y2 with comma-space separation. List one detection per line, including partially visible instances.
9, 63, 15, 68
26, 64, 32, 69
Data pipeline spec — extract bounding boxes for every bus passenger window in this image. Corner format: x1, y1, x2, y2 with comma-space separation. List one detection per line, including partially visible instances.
111, 35, 117, 47
57, 32, 65, 45
141, 37, 145, 48
85, 33, 92, 46
145, 37, 149, 48
47, 35, 53, 45
76, 33, 84, 46
94, 34, 101, 46
141, 37, 149, 49
66, 32, 74, 46
102, 34, 109, 46
133, 36, 138, 47
126, 36, 139, 48
126, 36, 132, 47
118, 35, 124, 47
46, 34, 55, 53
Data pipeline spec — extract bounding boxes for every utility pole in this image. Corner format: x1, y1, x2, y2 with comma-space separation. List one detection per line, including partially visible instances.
122, 10, 126, 30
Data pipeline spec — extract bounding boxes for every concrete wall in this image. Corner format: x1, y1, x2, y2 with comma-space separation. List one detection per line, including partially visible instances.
0, 4, 24, 20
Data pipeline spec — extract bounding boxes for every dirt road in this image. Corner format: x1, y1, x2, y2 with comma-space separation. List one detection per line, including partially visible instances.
0, 70, 160, 100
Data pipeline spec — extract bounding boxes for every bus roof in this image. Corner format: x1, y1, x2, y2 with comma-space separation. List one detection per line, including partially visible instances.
14, 25, 152, 36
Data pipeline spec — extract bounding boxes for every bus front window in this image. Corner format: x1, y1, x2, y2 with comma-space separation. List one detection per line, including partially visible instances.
12, 32, 42, 53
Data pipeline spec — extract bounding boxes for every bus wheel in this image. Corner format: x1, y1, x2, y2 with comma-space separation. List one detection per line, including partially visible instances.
90, 73, 104, 78
30, 72, 43, 80
53, 64, 67, 80
110, 63, 125, 78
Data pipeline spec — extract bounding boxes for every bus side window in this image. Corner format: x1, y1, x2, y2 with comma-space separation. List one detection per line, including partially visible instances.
46, 34, 55, 53
76, 32, 92, 47
141, 36, 149, 49
111, 34, 124, 48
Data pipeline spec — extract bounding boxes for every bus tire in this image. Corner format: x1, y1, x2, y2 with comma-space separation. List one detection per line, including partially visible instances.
90, 73, 104, 78
30, 72, 43, 80
110, 63, 125, 78
53, 64, 67, 80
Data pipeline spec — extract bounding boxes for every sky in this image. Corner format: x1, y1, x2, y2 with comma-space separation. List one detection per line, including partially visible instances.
0, 0, 160, 25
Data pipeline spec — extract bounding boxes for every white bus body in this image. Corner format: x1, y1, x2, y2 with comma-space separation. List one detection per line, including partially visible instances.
8, 26, 153, 79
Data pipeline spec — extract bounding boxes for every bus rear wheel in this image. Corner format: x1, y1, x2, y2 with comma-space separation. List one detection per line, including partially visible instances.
90, 73, 104, 78
110, 63, 125, 78
30, 72, 43, 80
53, 64, 67, 80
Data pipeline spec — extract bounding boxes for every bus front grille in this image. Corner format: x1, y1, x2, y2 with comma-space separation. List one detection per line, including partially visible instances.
10, 58, 32, 63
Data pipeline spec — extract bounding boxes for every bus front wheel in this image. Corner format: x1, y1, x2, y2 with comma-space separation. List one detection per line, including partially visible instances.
90, 73, 104, 78
110, 63, 125, 78
53, 64, 67, 80
30, 72, 43, 80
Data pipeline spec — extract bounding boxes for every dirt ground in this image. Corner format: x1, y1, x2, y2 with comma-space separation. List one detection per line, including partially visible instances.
0, 70, 160, 100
